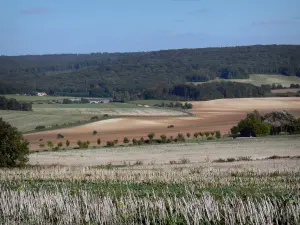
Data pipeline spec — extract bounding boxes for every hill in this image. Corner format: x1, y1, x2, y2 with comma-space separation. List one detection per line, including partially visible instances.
1, 45, 300, 100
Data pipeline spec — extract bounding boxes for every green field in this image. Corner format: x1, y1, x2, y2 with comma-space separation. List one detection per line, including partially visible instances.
190, 74, 300, 87
33, 102, 137, 109
3, 95, 76, 101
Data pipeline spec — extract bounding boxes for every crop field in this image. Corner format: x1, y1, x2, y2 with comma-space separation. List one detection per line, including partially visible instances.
189, 74, 300, 87
271, 88, 300, 93
25, 97, 300, 150
1, 136, 300, 224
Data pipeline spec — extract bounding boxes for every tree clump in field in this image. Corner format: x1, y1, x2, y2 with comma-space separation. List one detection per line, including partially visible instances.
77, 140, 90, 149
123, 137, 129, 144
263, 110, 300, 135
0, 96, 32, 111
0, 118, 29, 167
231, 110, 271, 137
56, 133, 64, 139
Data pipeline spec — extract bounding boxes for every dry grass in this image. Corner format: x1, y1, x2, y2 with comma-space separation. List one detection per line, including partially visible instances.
29, 136, 300, 166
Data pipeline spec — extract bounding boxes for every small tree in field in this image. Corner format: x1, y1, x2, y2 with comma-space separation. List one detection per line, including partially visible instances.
47, 141, 53, 148
186, 132, 191, 138
199, 132, 204, 139
92, 130, 97, 136
160, 134, 167, 143
132, 138, 138, 145
216, 131, 221, 139
114, 139, 118, 144
77, 140, 82, 148
0, 118, 29, 167
148, 133, 155, 140
204, 132, 210, 138
210, 131, 215, 137
123, 137, 129, 144
39, 143, 45, 148
97, 138, 101, 146
193, 132, 198, 138
66, 140, 70, 147
57, 142, 63, 148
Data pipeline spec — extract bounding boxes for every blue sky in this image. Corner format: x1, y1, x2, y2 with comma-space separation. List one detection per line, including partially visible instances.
1, 0, 300, 55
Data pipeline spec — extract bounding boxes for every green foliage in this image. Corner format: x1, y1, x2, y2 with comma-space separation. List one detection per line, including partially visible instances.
56, 133, 64, 139
2, 45, 299, 99
0, 96, 32, 111
92, 130, 97, 135
76, 140, 90, 149
47, 141, 53, 148
66, 140, 70, 147
216, 131, 221, 139
123, 137, 129, 144
148, 133, 155, 140
113, 139, 118, 144
35, 125, 46, 130
106, 141, 115, 147
97, 138, 101, 145
186, 132, 191, 138
39, 143, 45, 148
193, 132, 198, 138
204, 132, 210, 137
160, 134, 167, 143
232, 110, 271, 137
167, 125, 174, 128
132, 138, 138, 145
57, 142, 63, 148
0, 118, 29, 167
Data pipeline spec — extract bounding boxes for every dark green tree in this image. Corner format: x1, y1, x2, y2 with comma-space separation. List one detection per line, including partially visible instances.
123, 137, 129, 144
0, 118, 29, 167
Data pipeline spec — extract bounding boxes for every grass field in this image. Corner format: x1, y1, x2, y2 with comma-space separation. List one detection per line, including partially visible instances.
33, 102, 138, 109
3, 94, 75, 101
1, 136, 300, 224
189, 74, 300, 87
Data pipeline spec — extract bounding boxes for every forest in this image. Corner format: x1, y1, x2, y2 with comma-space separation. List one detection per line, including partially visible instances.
0, 45, 300, 100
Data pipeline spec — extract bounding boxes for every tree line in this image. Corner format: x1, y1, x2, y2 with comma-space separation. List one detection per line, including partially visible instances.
0, 96, 32, 111
0, 45, 300, 99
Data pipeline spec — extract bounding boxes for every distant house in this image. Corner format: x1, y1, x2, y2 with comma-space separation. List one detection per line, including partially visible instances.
34, 92, 47, 96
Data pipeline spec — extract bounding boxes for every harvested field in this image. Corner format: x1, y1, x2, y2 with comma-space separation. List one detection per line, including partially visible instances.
189, 74, 300, 87
25, 97, 300, 150
29, 136, 300, 166
271, 88, 300, 93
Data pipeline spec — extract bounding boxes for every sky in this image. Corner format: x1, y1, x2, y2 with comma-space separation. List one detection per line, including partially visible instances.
1, 0, 300, 55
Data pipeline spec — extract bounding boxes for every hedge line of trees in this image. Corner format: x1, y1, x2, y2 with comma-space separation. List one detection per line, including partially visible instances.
0, 45, 300, 99
143, 82, 266, 101
0, 96, 32, 111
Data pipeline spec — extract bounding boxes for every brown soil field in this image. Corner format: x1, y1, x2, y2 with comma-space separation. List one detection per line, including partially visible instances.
25, 97, 300, 150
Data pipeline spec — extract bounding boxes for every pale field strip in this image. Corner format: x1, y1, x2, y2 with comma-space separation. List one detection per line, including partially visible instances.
29, 137, 300, 166
34, 107, 190, 116
2, 160, 300, 186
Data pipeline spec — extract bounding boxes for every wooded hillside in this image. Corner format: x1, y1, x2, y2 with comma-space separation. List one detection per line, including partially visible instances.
0, 45, 299, 100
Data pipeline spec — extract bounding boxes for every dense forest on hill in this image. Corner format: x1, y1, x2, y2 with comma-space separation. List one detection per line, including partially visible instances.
0, 45, 300, 100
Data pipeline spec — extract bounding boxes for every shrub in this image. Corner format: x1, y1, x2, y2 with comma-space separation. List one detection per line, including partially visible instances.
113, 139, 118, 144
167, 125, 174, 128
169, 160, 177, 165
148, 133, 155, 140
77, 140, 82, 147
47, 141, 53, 148
123, 137, 129, 144
0, 118, 29, 167
216, 131, 221, 139
179, 157, 190, 164
199, 132, 204, 138
39, 143, 45, 148
138, 138, 144, 145
177, 133, 185, 142
57, 142, 63, 148
160, 134, 167, 143
204, 132, 210, 137
35, 125, 46, 130
90, 116, 99, 120
66, 140, 70, 147
93, 130, 98, 135
186, 132, 191, 138
227, 157, 236, 162
207, 137, 214, 140
57, 133, 64, 139
132, 138, 138, 145
106, 141, 115, 147
134, 160, 143, 166
210, 131, 215, 136
97, 138, 101, 145
193, 132, 198, 138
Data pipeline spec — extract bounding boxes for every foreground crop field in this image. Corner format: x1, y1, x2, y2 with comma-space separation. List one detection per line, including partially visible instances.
189, 74, 300, 87
25, 97, 300, 150
1, 136, 300, 224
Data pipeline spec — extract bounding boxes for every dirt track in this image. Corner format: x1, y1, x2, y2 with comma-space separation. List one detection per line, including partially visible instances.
25, 97, 300, 150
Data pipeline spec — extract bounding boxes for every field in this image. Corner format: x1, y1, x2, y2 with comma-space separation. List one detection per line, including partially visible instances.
24, 97, 300, 150
271, 88, 300, 93
189, 74, 300, 87
0, 102, 189, 132
1, 136, 300, 224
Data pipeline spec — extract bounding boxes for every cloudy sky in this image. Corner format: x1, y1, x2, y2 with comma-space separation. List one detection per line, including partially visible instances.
1, 0, 300, 55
